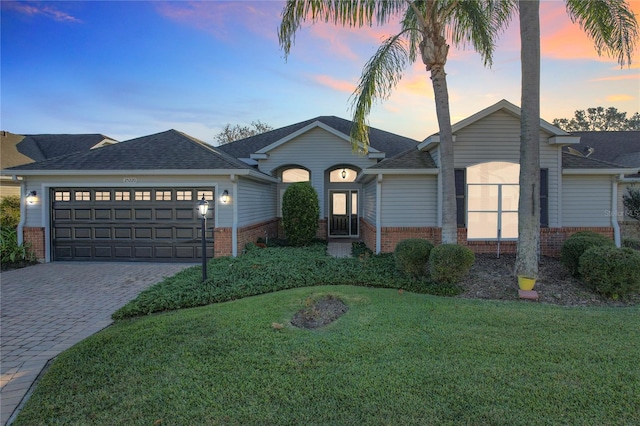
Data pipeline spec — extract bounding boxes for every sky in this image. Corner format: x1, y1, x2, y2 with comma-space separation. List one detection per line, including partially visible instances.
1, 0, 639, 145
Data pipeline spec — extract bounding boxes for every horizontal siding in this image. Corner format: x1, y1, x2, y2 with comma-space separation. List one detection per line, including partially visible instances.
380, 176, 437, 227
562, 176, 612, 226
237, 179, 276, 227
259, 127, 377, 217
454, 110, 560, 227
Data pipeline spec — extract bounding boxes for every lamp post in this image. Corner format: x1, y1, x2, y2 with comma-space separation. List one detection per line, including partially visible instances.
198, 196, 209, 282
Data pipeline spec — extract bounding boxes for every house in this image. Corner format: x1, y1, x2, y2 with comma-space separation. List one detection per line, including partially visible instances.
3, 100, 638, 263
0, 131, 117, 198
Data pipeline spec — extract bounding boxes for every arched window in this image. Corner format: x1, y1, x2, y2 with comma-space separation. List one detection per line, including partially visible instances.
467, 162, 519, 240
330, 167, 356, 182
282, 168, 309, 183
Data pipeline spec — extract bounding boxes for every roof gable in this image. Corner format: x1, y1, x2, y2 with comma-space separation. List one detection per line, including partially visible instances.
17, 133, 118, 162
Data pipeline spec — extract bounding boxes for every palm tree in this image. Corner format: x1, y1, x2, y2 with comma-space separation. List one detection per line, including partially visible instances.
514, 0, 638, 279
279, 0, 511, 244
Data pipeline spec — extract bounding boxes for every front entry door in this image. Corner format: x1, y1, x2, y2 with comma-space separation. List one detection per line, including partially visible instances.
329, 190, 358, 237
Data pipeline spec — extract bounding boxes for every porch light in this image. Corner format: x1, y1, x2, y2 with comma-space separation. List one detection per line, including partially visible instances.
341, 168, 347, 179
198, 196, 209, 282
26, 190, 37, 205
220, 189, 230, 204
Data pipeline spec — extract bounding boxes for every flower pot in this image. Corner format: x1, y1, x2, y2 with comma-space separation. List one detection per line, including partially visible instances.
517, 275, 536, 291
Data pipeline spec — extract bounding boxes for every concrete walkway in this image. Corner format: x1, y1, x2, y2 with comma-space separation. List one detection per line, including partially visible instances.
327, 241, 353, 258
0, 262, 193, 425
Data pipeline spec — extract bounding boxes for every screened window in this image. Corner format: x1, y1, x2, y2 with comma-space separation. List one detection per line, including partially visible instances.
282, 168, 309, 183
467, 162, 519, 240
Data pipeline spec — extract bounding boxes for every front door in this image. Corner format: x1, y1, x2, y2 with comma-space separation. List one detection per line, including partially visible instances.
329, 190, 358, 237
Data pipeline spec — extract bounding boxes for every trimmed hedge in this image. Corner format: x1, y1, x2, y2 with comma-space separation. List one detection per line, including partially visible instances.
578, 246, 640, 298
429, 244, 475, 285
560, 231, 615, 276
394, 238, 434, 278
282, 182, 319, 247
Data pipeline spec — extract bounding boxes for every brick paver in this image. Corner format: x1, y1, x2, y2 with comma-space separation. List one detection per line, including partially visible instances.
0, 262, 192, 425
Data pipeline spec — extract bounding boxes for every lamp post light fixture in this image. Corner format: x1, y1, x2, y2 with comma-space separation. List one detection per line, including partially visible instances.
198, 196, 209, 282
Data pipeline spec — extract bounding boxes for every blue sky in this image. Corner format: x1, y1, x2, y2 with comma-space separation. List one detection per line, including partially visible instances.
2, 0, 639, 144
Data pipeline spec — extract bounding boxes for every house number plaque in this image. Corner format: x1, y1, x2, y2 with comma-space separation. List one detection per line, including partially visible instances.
123, 178, 138, 183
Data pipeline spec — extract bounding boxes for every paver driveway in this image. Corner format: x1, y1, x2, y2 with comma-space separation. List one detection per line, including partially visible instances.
0, 262, 193, 425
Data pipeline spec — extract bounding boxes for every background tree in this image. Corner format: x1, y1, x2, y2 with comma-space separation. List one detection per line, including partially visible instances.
214, 120, 273, 145
553, 107, 640, 131
514, 0, 638, 279
279, 0, 511, 244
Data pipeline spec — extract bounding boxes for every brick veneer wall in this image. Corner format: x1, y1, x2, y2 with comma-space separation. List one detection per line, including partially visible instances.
237, 219, 280, 254
23, 227, 45, 260
360, 220, 614, 258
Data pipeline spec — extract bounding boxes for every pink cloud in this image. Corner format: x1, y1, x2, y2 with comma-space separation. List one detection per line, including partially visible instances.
3, 1, 81, 23
606, 94, 636, 102
312, 74, 355, 93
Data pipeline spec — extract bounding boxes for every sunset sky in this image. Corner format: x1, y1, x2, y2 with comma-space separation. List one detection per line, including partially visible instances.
2, 0, 639, 144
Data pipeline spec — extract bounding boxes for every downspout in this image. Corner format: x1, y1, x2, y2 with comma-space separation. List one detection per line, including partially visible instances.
612, 174, 622, 247
376, 174, 382, 254
17, 179, 26, 245
436, 146, 443, 227
231, 174, 238, 257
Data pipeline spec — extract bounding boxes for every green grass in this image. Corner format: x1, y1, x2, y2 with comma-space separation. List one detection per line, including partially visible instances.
15, 286, 640, 425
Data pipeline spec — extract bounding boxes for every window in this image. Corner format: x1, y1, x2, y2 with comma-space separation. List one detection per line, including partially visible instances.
115, 191, 130, 201
330, 168, 356, 182
282, 168, 309, 183
155, 191, 171, 201
466, 162, 519, 240
176, 190, 192, 201
55, 191, 71, 201
197, 190, 213, 201
75, 191, 90, 201
134, 191, 151, 201
95, 191, 111, 201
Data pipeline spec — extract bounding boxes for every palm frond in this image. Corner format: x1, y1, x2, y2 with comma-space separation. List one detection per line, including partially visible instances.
349, 33, 413, 152
565, 0, 638, 67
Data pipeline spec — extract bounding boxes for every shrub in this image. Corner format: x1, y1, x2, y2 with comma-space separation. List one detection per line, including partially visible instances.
0, 195, 21, 229
622, 186, 640, 221
0, 226, 35, 264
429, 244, 475, 285
394, 238, 434, 278
560, 231, 615, 276
622, 237, 640, 251
282, 182, 319, 247
578, 246, 640, 298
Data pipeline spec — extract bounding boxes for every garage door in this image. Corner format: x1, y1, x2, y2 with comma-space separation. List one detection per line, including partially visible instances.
51, 188, 214, 261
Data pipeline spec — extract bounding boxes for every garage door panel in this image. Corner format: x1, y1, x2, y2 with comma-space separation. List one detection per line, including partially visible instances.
52, 187, 213, 262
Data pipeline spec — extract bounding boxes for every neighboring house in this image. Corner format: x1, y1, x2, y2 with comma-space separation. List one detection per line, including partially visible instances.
564, 130, 640, 238
0, 131, 117, 198
3, 100, 638, 263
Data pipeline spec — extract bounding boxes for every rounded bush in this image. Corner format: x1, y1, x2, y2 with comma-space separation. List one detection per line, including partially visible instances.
578, 246, 640, 298
394, 238, 434, 278
429, 244, 475, 285
560, 232, 615, 276
0, 195, 21, 229
281, 182, 319, 247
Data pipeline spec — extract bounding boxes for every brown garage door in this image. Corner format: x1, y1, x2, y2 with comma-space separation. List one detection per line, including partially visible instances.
51, 188, 214, 261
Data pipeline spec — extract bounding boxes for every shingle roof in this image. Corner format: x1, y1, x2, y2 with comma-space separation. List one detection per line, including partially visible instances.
217, 116, 419, 158
5, 130, 256, 171
17, 133, 116, 162
368, 147, 436, 169
562, 151, 637, 169
567, 131, 640, 167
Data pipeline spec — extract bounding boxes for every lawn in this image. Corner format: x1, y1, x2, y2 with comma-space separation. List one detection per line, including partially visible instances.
14, 285, 640, 425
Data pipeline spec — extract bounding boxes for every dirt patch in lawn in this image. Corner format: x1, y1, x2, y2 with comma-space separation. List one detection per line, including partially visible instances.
457, 253, 640, 307
291, 295, 349, 329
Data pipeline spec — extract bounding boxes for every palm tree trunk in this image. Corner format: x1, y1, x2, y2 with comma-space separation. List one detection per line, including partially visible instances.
515, 0, 541, 278
430, 65, 457, 244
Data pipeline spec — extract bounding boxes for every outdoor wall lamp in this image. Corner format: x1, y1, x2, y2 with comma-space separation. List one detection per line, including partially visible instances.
26, 190, 38, 205
341, 168, 347, 179
220, 189, 230, 204
197, 196, 209, 282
